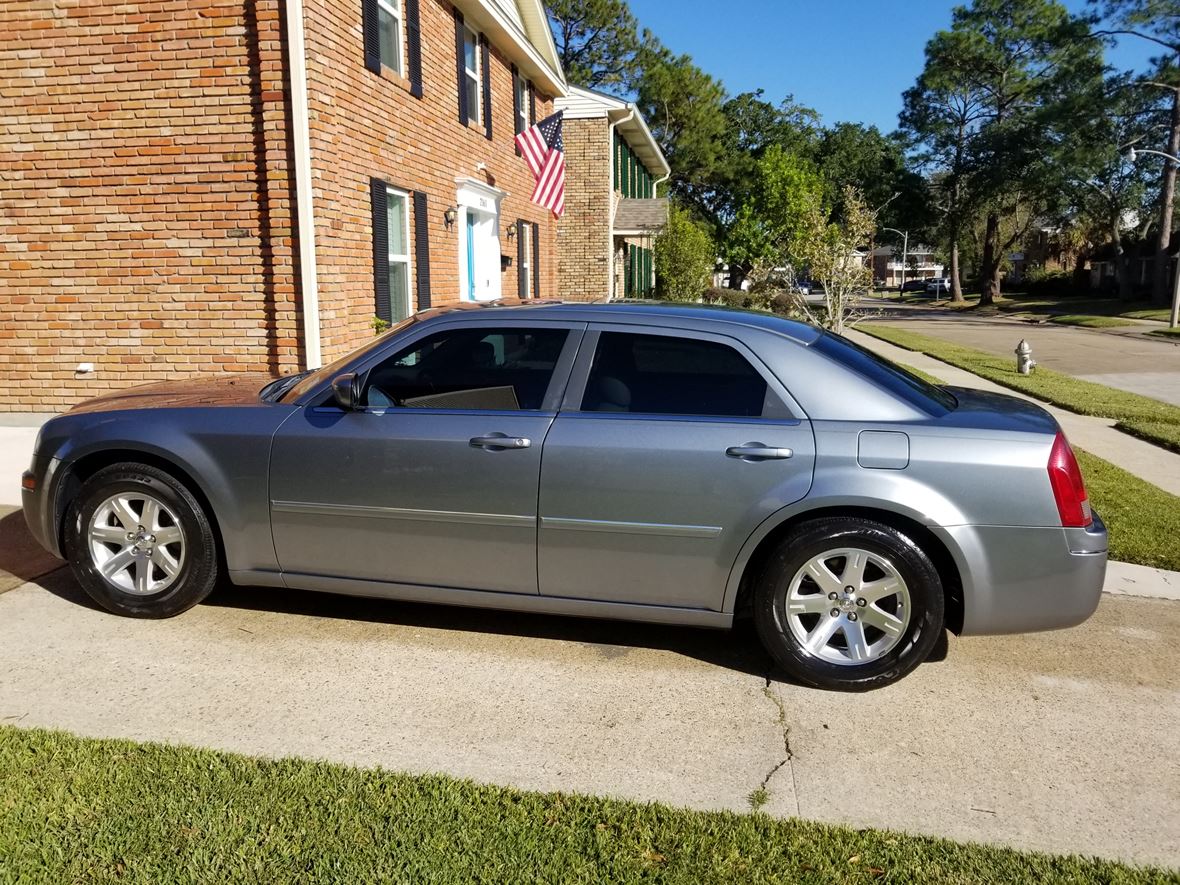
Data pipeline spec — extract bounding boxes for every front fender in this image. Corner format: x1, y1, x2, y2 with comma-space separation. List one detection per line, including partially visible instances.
42, 405, 297, 574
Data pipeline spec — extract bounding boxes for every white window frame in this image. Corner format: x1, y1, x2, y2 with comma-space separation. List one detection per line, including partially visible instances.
377, 0, 404, 76
514, 72, 529, 136
386, 185, 413, 321
519, 222, 532, 298
463, 25, 481, 126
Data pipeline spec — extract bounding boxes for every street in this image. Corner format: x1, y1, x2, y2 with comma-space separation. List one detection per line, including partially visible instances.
1, 568, 1177, 868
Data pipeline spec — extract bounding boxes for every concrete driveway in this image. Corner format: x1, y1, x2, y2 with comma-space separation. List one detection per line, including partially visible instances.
871, 309, 1180, 407
1, 571, 1177, 869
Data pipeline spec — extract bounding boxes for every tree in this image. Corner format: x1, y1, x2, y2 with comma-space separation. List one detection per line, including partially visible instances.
654, 203, 715, 301
721, 147, 826, 288
901, 69, 988, 302
1066, 74, 1166, 299
1093, 0, 1180, 305
906, 0, 1105, 305
634, 39, 728, 219
546, 0, 642, 92
792, 186, 877, 335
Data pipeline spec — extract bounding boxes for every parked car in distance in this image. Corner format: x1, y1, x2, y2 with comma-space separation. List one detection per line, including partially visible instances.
899, 279, 929, 293
22, 302, 1107, 690
926, 278, 951, 296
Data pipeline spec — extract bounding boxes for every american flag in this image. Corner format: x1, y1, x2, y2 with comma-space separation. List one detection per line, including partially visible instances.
514, 111, 565, 218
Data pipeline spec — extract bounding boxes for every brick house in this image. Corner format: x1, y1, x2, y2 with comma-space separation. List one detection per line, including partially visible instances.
553, 86, 668, 302
0, 0, 566, 412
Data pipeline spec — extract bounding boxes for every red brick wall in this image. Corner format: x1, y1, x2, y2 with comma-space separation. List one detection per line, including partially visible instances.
303, 0, 558, 361
0, 0, 561, 410
0, 0, 301, 411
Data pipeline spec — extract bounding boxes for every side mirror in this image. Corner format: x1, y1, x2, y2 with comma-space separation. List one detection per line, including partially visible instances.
331, 372, 363, 410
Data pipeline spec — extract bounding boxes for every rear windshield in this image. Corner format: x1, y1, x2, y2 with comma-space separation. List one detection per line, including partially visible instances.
813, 332, 958, 415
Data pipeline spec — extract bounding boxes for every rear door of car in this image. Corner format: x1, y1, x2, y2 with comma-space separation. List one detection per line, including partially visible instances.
269, 320, 584, 594
537, 323, 816, 611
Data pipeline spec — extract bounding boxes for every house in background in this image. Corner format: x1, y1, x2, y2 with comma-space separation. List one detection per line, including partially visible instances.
0, 0, 565, 412
554, 86, 669, 301
870, 245, 944, 288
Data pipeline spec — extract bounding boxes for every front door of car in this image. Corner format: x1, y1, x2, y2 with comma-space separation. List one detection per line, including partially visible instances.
537, 325, 816, 610
269, 322, 583, 593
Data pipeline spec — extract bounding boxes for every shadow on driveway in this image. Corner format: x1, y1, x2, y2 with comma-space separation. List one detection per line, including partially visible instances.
0, 507, 64, 593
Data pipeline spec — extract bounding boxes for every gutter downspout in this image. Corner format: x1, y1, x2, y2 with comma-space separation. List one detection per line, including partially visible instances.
606, 107, 635, 302
285, 0, 322, 369
651, 169, 670, 294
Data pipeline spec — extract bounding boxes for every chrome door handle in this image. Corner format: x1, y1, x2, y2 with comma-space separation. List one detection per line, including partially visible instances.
470, 434, 531, 450
726, 443, 793, 461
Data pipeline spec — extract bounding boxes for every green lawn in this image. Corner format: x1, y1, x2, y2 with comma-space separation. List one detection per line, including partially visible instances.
1074, 451, 1180, 571
0, 727, 1174, 884
1148, 327, 1180, 339
862, 324, 1180, 454
1049, 314, 1134, 328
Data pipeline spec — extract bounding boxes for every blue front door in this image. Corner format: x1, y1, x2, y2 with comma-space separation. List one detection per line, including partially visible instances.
466, 211, 476, 301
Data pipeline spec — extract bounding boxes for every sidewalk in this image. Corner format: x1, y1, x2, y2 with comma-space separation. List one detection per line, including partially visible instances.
845, 328, 1180, 498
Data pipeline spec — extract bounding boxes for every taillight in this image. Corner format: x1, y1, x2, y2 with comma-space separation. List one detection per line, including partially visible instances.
1047, 432, 1092, 527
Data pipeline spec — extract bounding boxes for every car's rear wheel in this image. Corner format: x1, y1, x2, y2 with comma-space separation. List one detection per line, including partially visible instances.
64, 463, 219, 618
753, 517, 944, 690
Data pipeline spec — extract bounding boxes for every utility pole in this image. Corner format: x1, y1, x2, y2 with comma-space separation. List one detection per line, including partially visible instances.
882, 227, 909, 300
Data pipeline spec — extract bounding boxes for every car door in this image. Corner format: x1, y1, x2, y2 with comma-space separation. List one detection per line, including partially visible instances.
270, 321, 583, 594
537, 325, 815, 610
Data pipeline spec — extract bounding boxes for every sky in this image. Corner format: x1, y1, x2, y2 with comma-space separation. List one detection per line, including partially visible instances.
625, 0, 1161, 133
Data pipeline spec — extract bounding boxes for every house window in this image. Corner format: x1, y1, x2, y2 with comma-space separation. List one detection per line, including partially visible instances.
387, 187, 412, 322
520, 223, 532, 298
377, 0, 403, 75
462, 26, 480, 126
514, 72, 529, 137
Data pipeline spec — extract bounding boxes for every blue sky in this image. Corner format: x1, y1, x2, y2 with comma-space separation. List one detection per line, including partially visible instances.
625, 0, 1160, 132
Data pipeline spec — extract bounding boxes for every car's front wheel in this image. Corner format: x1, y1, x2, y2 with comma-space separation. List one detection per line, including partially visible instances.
753, 517, 945, 690
64, 462, 219, 618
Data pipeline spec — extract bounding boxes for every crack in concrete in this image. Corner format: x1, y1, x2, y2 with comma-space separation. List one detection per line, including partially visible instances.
748, 675, 799, 814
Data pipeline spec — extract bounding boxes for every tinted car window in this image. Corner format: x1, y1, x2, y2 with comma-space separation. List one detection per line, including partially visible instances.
582, 332, 768, 417
362, 327, 568, 410
813, 332, 957, 415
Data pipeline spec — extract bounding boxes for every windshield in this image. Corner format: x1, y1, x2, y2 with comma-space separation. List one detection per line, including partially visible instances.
279, 314, 425, 403
813, 332, 958, 415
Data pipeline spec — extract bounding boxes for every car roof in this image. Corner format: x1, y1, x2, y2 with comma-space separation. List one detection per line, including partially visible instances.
419, 299, 823, 344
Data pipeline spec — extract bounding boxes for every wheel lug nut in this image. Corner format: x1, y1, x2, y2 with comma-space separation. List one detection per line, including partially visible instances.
126, 532, 135, 540
849, 612, 858, 622
830, 608, 840, 617
828, 592, 838, 601
856, 598, 867, 607
844, 586, 854, 593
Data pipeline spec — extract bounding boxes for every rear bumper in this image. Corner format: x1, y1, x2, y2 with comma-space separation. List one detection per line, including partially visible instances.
933, 511, 1107, 636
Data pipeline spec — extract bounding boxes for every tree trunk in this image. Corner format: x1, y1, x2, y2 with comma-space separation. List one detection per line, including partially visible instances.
949, 241, 965, 303
1113, 220, 1134, 302
979, 211, 1002, 306
1152, 88, 1180, 306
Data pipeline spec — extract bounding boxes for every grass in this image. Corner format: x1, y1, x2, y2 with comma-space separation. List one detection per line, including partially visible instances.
1122, 308, 1171, 321
913, 292, 1172, 324
1048, 314, 1134, 328
861, 324, 1180, 454
1148, 327, 1180, 339
1, 727, 1174, 884
1074, 450, 1180, 571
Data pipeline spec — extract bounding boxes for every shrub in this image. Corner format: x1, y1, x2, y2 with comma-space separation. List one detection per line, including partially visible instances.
1022, 267, 1073, 297
654, 205, 716, 301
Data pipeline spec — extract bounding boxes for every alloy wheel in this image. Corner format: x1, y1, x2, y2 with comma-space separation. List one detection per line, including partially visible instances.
783, 547, 910, 666
88, 492, 186, 596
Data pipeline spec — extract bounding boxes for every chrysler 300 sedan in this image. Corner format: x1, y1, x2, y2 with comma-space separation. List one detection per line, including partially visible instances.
22, 302, 1107, 689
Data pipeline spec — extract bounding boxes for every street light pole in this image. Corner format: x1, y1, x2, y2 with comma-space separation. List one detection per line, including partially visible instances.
882, 227, 909, 300
1127, 148, 1180, 329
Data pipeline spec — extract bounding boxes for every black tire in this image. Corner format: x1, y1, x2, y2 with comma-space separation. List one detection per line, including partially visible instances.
63, 462, 219, 618
753, 517, 944, 691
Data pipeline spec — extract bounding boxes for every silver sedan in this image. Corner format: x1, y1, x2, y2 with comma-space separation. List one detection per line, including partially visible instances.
22, 302, 1106, 690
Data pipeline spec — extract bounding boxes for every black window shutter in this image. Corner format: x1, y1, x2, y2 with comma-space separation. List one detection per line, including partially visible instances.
517, 218, 527, 298
371, 178, 391, 322
480, 34, 492, 140
405, 0, 422, 97
362, 0, 381, 74
413, 191, 431, 309
532, 222, 540, 299
453, 10, 467, 124
528, 83, 536, 125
